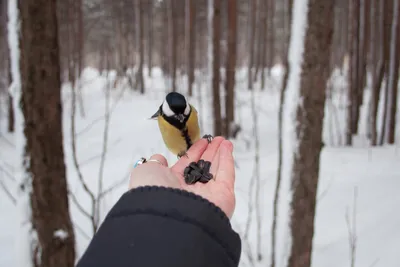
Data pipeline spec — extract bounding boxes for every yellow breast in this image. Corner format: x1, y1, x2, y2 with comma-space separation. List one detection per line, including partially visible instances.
157, 105, 201, 156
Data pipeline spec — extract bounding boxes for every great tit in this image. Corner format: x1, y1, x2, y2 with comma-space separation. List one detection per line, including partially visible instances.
150, 92, 213, 159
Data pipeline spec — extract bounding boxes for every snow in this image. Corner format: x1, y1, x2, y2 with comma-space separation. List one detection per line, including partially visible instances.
278, 0, 309, 265
54, 230, 69, 241
6, 0, 34, 267
0, 63, 400, 267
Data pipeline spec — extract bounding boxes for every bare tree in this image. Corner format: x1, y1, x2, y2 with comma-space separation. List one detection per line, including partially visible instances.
385, 0, 400, 144
147, 1, 154, 77
367, 0, 384, 145
224, 0, 237, 138
168, 0, 178, 92
135, 0, 145, 93
7, 58, 14, 133
18, 0, 76, 265
284, 1, 334, 267
345, 0, 360, 145
212, 0, 222, 136
247, 0, 256, 90
187, 0, 196, 96
271, 0, 293, 266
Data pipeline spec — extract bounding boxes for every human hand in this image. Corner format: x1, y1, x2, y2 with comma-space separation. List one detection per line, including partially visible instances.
129, 137, 236, 218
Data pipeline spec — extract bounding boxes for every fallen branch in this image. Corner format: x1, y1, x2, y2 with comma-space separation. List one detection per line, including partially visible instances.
346, 187, 358, 267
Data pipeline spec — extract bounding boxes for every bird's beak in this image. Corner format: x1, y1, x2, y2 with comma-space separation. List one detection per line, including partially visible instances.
149, 110, 160, 120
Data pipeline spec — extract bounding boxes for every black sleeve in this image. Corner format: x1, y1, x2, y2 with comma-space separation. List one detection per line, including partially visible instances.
76, 186, 242, 267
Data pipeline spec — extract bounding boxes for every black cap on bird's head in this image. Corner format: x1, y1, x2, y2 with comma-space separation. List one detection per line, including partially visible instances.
150, 92, 191, 123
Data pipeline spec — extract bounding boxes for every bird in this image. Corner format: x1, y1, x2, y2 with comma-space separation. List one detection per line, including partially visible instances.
150, 91, 213, 158
150, 92, 214, 184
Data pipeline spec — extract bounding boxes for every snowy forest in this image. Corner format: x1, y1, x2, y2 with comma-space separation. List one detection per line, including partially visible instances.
0, 0, 399, 266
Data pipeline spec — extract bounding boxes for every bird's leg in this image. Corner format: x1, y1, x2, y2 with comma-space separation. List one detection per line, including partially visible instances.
177, 151, 189, 159
202, 134, 214, 144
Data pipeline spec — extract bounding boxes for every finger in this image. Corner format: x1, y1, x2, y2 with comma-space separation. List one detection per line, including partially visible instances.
209, 149, 220, 177
172, 138, 209, 177
216, 140, 235, 188
147, 154, 168, 167
200, 136, 225, 163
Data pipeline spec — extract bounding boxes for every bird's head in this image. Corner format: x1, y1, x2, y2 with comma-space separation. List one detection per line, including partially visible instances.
150, 92, 191, 124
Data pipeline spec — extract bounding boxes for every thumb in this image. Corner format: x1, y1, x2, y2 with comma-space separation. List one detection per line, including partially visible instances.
147, 154, 168, 167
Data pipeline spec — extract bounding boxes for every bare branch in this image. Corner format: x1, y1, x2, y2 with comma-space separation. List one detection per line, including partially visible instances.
345, 186, 358, 267
69, 189, 92, 220
98, 173, 129, 201
0, 134, 14, 147
70, 74, 97, 236
0, 164, 16, 182
73, 221, 91, 241
0, 178, 16, 205
95, 68, 112, 226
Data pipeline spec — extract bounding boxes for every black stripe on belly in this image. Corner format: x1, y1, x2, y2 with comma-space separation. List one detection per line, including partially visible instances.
181, 127, 193, 150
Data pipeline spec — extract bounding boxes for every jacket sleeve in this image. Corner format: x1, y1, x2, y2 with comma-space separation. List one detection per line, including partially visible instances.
76, 186, 242, 267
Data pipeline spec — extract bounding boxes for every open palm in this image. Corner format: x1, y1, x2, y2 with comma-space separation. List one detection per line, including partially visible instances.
172, 137, 236, 219
129, 137, 236, 219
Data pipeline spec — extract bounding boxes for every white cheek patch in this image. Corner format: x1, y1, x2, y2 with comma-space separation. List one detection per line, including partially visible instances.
184, 103, 190, 116
162, 101, 175, 117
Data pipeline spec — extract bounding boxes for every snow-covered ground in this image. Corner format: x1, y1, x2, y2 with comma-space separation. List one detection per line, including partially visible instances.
0, 67, 399, 267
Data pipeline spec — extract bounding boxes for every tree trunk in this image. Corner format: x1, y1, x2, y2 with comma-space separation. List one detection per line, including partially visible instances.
260, 0, 268, 89
367, 0, 379, 143
270, 1, 293, 266
267, 0, 275, 71
136, 0, 145, 94
378, 0, 394, 145
187, 0, 196, 97
224, 0, 237, 138
169, 0, 177, 92
147, 2, 153, 77
19, 0, 76, 266
247, 0, 256, 90
385, 0, 400, 144
7, 54, 15, 133
356, 0, 367, 119
161, 1, 169, 77
212, 0, 222, 136
345, 0, 360, 145
77, 0, 83, 76
285, 1, 334, 267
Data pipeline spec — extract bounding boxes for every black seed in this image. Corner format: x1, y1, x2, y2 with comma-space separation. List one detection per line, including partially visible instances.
204, 161, 211, 173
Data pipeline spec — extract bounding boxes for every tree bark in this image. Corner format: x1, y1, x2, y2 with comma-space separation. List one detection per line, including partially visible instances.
385, 0, 400, 144
7, 47, 15, 133
247, 0, 256, 90
136, 0, 145, 94
260, 0, 268, 89
270, 1, 293, 266
169, 0, 177, 92
212, 0, 222, 136
286, 1, 334, 267
18, 0, 76, 266
267, 0, 275, 71
224, 0, 237, 138
187, 0, 196, 97
345, 0, 360, 145
147, 2, 153, 77
378, 0, 394, 145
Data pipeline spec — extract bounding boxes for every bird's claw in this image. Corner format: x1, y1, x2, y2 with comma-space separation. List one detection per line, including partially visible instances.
202, 134, 214, 144
177, 151, 189, 159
